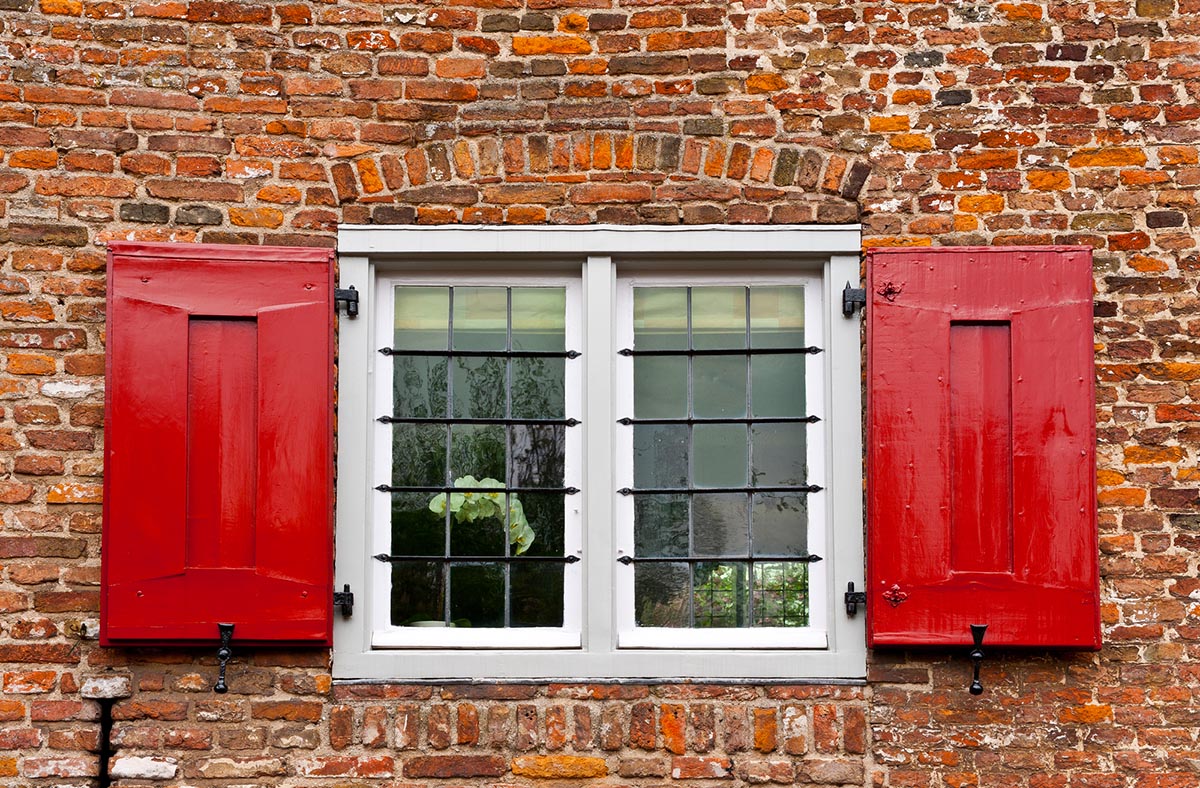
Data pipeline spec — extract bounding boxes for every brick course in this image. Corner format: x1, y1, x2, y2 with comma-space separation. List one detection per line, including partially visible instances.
2, 0, 1199, 785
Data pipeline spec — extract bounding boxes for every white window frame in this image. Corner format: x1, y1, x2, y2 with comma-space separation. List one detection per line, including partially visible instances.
335, 225, 865, 680
613, 272, 828, 649
369, 273, 584, 649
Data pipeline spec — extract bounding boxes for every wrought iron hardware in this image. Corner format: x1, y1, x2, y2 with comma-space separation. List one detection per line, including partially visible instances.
380, 347, 580, 359
617, 415, 819, 425
617, 554, 821, 565
335, 286, 359, 318
375, 553, 581, 564
617, 485, 822, 495
377, 484, 579, 495
618, 346, 821, 357
379, 416, 580, 426
844, 581, 867, 617
334, 584, 354, 618
213, 623, 234, 694
842, 282, 866, 317
968, 623, 988, 695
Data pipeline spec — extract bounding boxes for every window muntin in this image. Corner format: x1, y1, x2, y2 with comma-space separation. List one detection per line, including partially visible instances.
372, 276, 583, 648
615, 275, 828, 649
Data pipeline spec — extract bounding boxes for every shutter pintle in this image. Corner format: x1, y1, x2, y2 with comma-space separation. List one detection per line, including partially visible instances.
335, 286, 359, 318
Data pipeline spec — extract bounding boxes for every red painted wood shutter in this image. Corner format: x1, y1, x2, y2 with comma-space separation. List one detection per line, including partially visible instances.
867, 246, 1100, 649
102, 242, 334, 645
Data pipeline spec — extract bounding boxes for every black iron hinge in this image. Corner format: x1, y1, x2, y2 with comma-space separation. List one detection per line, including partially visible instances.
842, 283, 866, 318
844, 581, 867, 617
333, 584, 354, 618
335, 286, 359, 318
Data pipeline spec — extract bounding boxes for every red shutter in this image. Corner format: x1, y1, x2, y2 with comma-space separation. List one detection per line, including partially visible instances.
866, 246, 1100, 649
102, 242, 334, 645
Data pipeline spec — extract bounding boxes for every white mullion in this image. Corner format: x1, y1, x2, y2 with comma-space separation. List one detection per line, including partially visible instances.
803, 274, 828, 636
584, 255, 616, 652
370, 276, 397, 640
612, 275, 636, 642
561, 276, 585, 635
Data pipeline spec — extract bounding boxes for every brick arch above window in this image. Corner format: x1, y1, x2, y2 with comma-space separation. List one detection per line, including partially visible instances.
322, 135, 872, 227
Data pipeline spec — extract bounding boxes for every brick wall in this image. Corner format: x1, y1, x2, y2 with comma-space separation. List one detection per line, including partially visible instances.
2, 0, 1198, 785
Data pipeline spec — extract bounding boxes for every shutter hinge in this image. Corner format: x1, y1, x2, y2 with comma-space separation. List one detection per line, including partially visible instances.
335, 286, 359, 319
842, 283, 866, 318
333, 584, 354, 618
844, 581, 867, 617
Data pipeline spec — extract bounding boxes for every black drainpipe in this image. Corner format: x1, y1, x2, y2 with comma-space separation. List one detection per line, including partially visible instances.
97, 697, 114, 788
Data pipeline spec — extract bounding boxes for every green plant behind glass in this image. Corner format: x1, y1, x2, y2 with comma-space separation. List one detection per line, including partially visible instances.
428, 475, 535, 554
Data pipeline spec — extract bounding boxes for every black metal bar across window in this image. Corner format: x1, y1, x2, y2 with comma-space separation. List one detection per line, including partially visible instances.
377, 484, 580, 495
617, 346, 821, 357
617, 485, 821, 495
380, 416, 580, 426
380, 347, 580, 359
617, 416, 818, 425
616, 554, 821, 565
375, 553, 580, 564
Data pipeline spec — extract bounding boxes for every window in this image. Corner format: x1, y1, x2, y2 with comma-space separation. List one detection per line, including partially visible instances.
335, 226, 864, 679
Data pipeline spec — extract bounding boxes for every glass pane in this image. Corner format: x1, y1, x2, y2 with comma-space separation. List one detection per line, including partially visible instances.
393, 355, 448, 419
693, 493, 749, 556
449, 563, 504, 627
634, 495, 688, 557
391, 561, 444, 625
511, 563, 564, 627
634, 356, 687, 419
510, 425, 564, 488
449, 497, 505, 557
753, 562, 808, 627
394, 286, 449, 350
752, 493, 808, 556
452, 287, 507, 351
750, 286, 805, 349
512, 357, 564, 418
452, 356, 506, 419
391, 492, 445, 556
693, 424, 747, 488
693, 562, 748, 627
634, 562, 690, 627
751, 423, 805, 486
512, 287, 565, 352
693, 355, 747, 418
691, 287, 746, 350
515, 492, 562, 557
634, 287, 687, 350
391, 424, 446, 487
450, 424, 505, 482
633, 424, 688, 488
751, 354, 804, 418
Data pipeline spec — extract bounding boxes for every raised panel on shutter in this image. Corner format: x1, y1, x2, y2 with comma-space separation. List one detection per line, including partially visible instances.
102, 242, 334, 645
866, 246, 1100, 649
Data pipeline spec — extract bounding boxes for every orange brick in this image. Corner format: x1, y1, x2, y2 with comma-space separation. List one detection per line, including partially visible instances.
40, 0, 81, 13
46, 483, 103, 504
890, 133, 933, 151
1097, 487, 1146, 506
892, 89, 932, 105
870, 115, 910, 132
512, 36, 592, 56
1124, 445, 1185, 464
1067, 148, 1148, 168
9, 150, 59, 169
958, 194, 1005, 213
229, 206, 285, 228
1027, 170, 1071, 190
6, 353, 55, 375
511, 756, 608, 778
